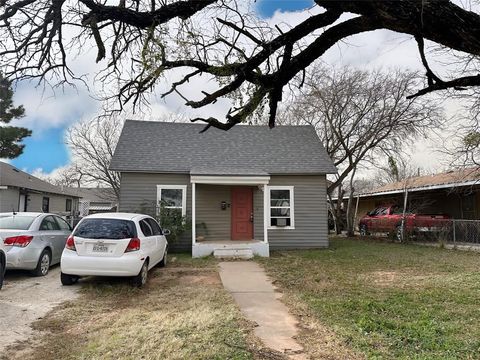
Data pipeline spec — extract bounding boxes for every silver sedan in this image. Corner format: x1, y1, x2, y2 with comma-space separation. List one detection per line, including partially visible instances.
0, 212, 73, 276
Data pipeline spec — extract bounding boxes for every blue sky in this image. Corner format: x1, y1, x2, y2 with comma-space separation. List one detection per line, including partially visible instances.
12, 127, 70, 173
10, 0, 313, 174
257, 0, 313, 17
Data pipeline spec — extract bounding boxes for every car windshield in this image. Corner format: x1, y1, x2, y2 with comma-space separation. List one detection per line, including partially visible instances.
0, 215, 36, 230
73, 218, 136, 239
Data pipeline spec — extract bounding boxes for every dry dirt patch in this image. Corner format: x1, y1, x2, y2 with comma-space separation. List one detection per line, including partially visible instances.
2, 264, 264, 360
0, 266, 79, 353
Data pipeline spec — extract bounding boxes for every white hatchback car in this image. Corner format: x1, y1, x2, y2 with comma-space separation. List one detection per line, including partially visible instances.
60, 213, 169, 287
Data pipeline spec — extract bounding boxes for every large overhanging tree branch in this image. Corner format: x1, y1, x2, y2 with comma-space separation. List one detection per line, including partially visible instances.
1, 0, 480, 131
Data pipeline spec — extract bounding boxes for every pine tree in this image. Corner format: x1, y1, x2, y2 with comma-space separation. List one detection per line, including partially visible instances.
0, 74, 31, 158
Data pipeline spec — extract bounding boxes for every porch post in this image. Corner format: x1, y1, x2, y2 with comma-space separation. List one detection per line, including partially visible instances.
263, 185, 268, 243
192, 182, 196, 245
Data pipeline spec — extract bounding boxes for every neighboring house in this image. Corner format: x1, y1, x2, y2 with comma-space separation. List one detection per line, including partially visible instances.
0, 161, 80, 215
347, 167, 480, 223
69, 187, 118, 216
110, 120, 337, 257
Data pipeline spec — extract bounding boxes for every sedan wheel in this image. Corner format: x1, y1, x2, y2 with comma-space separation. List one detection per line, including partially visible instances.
32, 250, 50, 277
132, 261, 148, 288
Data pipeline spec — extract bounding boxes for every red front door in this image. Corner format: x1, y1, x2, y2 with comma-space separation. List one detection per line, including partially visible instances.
231, 187, 253, 240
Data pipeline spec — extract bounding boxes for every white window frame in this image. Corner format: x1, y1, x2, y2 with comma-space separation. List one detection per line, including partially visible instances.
156, 185, 187, 217
267, 186, 295, 229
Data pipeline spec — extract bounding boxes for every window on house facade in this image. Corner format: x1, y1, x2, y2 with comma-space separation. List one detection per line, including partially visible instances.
156, 185, 187, 218
42, 197, 50, 213
66, 199, 72, 212
268, 186, 294, 228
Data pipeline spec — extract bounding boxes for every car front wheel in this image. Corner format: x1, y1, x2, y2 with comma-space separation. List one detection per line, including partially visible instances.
132, 261, 148, 288
32, 249, 51, 277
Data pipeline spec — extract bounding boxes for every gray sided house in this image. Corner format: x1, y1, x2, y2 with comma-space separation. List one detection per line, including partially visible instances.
0, 161, 80, 215
110, 121, 336, 257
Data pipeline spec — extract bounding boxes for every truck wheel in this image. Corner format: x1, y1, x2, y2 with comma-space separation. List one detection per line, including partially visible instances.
360, 224, 368, 237
396, 225, 404, 242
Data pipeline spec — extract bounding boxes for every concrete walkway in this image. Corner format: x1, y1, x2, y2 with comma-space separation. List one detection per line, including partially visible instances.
219, 261, 305, 359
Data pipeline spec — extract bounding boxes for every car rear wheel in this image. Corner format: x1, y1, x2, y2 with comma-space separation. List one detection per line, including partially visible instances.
0, 257, 5, 290
32, 249, 51, 277
61, 272, 78, 286
159, 247, 167, 268
360, 224, 368, 237
132, 261, 148, 288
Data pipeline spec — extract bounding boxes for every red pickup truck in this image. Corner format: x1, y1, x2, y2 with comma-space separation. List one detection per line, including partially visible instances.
358, 205, 450, 241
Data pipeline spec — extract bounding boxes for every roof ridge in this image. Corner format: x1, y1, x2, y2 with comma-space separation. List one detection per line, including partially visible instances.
124, 119, 313, 128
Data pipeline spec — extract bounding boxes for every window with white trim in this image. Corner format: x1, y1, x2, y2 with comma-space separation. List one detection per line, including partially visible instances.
156, 185, 187, 217
268, 186, 294, 228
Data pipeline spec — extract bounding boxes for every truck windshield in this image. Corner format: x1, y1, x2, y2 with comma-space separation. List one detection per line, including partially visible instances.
391, 206, 404, 214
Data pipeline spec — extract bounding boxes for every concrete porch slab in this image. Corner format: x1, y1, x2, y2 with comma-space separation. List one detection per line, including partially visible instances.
192, 240, 269, 258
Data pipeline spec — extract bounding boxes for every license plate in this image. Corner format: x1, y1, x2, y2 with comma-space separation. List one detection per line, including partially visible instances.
92, 244, 109, 252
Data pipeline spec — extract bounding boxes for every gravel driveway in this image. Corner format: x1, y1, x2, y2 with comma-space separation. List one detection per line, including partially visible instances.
0, 266, 79, 351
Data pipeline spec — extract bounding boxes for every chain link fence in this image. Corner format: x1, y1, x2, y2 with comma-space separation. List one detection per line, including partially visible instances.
359, 217, 480, 247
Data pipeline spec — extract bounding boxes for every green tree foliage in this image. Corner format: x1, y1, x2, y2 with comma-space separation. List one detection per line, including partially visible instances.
0, 74, 31, 158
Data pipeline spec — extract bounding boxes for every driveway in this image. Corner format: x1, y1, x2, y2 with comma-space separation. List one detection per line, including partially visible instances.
0, 266, 79, 352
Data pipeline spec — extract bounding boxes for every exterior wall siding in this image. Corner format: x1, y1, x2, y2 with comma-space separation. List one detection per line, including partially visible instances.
195, 184, 231, 241
26, 192, 77, 214
119, 172, 192, 251
0, 188, 78, 214
267, 175, 329, 250
253, 187, 264, 241
118, 172, 330, 252
0, 188, 20, 212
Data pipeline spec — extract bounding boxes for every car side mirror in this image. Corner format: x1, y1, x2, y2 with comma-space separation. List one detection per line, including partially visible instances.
163, 229, 171, 236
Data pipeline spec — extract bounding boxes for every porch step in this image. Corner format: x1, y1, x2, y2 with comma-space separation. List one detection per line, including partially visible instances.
213, 248, 254, 259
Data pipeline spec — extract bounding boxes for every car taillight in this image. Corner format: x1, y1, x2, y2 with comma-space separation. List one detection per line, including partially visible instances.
125, 237, 140, 252
4, 235, 34, 247
65, 235, 76, 251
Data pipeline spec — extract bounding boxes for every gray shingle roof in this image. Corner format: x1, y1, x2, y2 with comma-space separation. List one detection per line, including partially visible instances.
110, 120, 337, 175
0, 162, 80, 197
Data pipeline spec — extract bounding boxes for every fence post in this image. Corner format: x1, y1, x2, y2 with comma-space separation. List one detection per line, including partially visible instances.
452, 219, 456, 245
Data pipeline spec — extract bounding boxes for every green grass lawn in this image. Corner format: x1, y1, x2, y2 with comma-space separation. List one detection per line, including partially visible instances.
259, 238, 480, 360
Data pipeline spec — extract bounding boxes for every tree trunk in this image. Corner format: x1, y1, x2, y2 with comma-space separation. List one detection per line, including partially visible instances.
333, 184, 345, 235
346, 170, 357, 237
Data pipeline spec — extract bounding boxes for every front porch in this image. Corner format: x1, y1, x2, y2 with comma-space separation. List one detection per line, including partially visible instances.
190, 171, 270, 258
